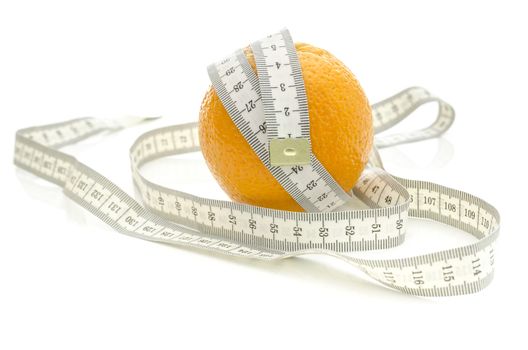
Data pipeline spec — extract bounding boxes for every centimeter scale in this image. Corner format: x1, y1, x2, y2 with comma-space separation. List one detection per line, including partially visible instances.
13, 29, 500, 297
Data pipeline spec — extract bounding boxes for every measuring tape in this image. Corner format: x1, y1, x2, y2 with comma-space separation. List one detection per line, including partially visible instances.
13, 29, 500, 297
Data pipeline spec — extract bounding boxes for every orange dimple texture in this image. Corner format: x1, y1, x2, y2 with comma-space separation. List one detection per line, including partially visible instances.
198, 43, 373, 212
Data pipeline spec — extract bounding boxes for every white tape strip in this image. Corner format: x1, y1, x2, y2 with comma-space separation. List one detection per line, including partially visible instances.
12, 30, 499, 297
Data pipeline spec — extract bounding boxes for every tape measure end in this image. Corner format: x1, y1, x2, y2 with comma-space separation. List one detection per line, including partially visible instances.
269, 138, 311, 166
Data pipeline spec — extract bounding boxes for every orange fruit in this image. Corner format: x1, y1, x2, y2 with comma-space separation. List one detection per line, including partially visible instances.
199, 43, 373, 212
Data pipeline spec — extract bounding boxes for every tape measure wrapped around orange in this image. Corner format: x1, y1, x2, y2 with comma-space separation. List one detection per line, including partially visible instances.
199, 43, 373, 211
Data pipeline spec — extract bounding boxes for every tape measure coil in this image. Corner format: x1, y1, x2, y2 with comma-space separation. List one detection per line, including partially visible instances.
13, 29, 500, 297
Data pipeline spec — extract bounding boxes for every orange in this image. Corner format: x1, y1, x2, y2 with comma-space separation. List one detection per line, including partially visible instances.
198, 43, 373, 212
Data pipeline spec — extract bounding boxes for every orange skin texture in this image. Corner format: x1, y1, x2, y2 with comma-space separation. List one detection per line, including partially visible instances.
199, 43, 373, 212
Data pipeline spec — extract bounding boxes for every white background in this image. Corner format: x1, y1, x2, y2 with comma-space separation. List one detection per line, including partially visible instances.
1, 0, 526, 349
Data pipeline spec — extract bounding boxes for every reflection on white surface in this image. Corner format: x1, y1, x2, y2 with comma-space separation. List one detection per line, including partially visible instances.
140, 154, 231, 201
380, 137, 455, 171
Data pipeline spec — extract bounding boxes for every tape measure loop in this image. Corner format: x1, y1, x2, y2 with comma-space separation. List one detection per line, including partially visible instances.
13, 29, 499, 297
